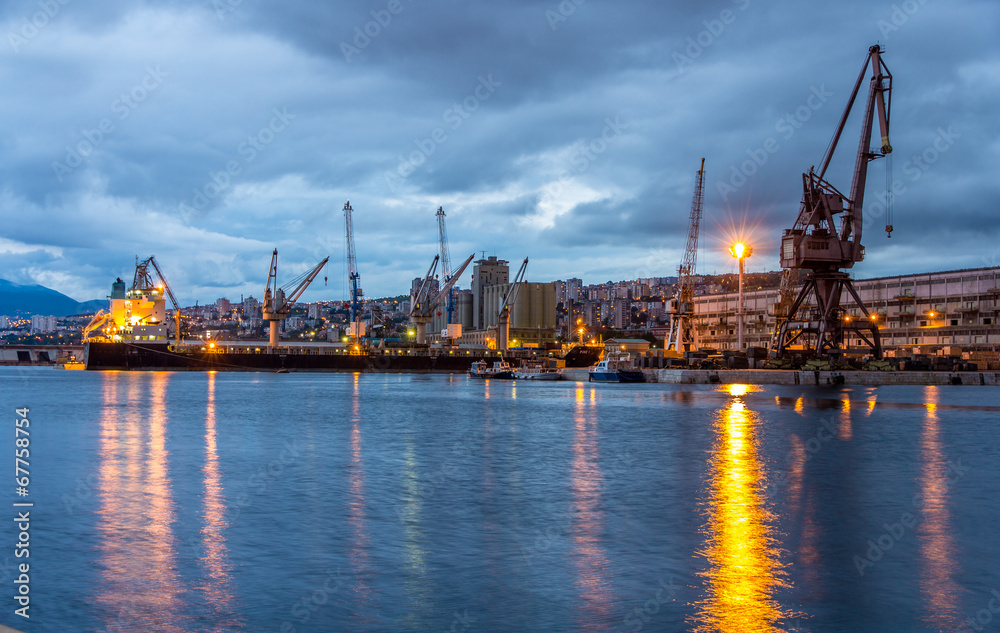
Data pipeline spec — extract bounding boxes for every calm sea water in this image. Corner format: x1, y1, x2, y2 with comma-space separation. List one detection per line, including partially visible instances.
1, 367, 999, 632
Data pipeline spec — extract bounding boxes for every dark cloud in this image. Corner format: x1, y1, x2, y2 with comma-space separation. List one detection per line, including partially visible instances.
0, 0, 997, 304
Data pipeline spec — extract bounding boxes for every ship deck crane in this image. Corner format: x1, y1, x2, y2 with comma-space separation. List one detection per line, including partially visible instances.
262, 249, 329, 348
134, 256, 183, 346
775, 45, 892, 359
436, 206, 455, 324
498, 257, 529, 351
409, 253, 475, 344
83, 309, 110, 342
344, 200, 364, 340
666, 158, 705, 356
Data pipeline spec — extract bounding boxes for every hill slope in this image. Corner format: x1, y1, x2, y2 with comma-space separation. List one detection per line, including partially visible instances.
0, 279, 103, 316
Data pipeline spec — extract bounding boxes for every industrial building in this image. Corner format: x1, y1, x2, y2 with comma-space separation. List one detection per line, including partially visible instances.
694, 266, 1000, 355
425, 255, 558, 348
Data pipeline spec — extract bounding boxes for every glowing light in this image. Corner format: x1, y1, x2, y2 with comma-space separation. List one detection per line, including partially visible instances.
728, 242, 753, 259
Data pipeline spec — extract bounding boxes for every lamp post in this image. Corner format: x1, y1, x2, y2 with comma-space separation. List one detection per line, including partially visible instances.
728, 242, 753, 350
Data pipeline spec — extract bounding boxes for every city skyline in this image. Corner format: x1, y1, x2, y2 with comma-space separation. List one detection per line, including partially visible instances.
0, 1, 997, 306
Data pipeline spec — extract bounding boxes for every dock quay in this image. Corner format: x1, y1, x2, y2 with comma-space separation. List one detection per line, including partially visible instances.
559, 367, 1000, 386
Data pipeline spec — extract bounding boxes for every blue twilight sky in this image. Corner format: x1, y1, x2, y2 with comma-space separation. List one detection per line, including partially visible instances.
0, 0, 997, 305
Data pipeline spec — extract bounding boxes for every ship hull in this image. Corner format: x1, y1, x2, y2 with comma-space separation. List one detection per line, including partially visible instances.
85, 342, 504, 373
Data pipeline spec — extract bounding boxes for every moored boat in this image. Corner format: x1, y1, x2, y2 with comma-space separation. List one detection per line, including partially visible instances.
514, 360, 561, 381
589, 352, 645, 383
469, 359, 516, 379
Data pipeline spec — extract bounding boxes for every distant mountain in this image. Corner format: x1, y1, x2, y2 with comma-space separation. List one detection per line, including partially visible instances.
0, 279, 104, 317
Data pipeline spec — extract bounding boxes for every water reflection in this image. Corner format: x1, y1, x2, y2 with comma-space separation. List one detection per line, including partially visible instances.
96, 373, 185, 632
694, 384, 789, 632
200, 372, 239, 630
571, 376, 613, 629
917, 387, 961, 629
348, 374, 376, 618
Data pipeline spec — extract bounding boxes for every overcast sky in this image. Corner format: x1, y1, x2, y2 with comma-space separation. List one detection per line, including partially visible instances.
0, 0, 997, 306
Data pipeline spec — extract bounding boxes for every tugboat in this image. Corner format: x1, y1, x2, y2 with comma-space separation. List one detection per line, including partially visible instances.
513, 360, 561, 381
588, 352, 645, 383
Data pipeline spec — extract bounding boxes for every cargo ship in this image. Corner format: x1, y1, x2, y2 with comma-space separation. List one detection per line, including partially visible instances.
83, 259, 599, 372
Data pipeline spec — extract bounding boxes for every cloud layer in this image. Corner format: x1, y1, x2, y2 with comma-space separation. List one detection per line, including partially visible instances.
1, 0, 997, 305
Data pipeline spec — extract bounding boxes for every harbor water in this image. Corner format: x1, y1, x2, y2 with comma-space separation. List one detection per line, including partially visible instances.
2, 367, 999, 632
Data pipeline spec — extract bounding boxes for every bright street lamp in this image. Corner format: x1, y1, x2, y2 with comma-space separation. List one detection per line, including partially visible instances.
729, 242, 753, 350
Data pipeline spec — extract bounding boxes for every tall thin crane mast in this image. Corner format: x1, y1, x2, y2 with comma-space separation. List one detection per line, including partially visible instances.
775, 45, 892, 359
666, 158, 705, 354
436, 206, 455, 324
344, 201, 363, 336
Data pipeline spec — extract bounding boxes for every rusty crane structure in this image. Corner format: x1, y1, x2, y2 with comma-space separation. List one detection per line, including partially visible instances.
775, 45, 893, 359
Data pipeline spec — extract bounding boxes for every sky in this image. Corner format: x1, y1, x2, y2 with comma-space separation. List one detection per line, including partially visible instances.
0, 0, 998, 306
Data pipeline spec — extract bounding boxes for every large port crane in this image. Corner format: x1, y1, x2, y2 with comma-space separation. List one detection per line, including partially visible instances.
262, 249, 329, 348
409, 252, 475, 344
775, 45, 892, 359
498, 257, 528, 351
666, 158, 705, 355
436, 206, 455, 324
344, 200, 364, 340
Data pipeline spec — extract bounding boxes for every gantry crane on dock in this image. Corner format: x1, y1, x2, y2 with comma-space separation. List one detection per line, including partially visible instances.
497, 257, 528, 351
344, 200, 364, 340
666, 158, 705, 355
775, 45, 892, 359
409, 252, 475, 344
262, 249, 329, 348
436, 206, 456, 325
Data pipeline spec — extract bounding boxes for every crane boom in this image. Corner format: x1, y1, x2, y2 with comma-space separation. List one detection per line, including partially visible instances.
666, 158, 705, 355
775, 45, 892, 359
344, 201, 363, 325
497, 257, 528, 351
436, 206, 452, 279
262, 249, 328, 348
436, 206, 456, 324
136, 256, 182, 345
429, 253, 474, 309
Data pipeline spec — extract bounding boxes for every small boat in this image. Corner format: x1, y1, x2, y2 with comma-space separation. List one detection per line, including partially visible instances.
469, 360, 516, 379
514, 360, 561, 381
589, 352, 645, 383
469, 360, 490, 378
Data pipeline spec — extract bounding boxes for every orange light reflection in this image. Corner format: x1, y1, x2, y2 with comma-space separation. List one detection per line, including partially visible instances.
200, 372, 239, 630
96, 374, 185, 632
571, 380, 613, 629
917, 388, 961, 629
694, 384, 790, 632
